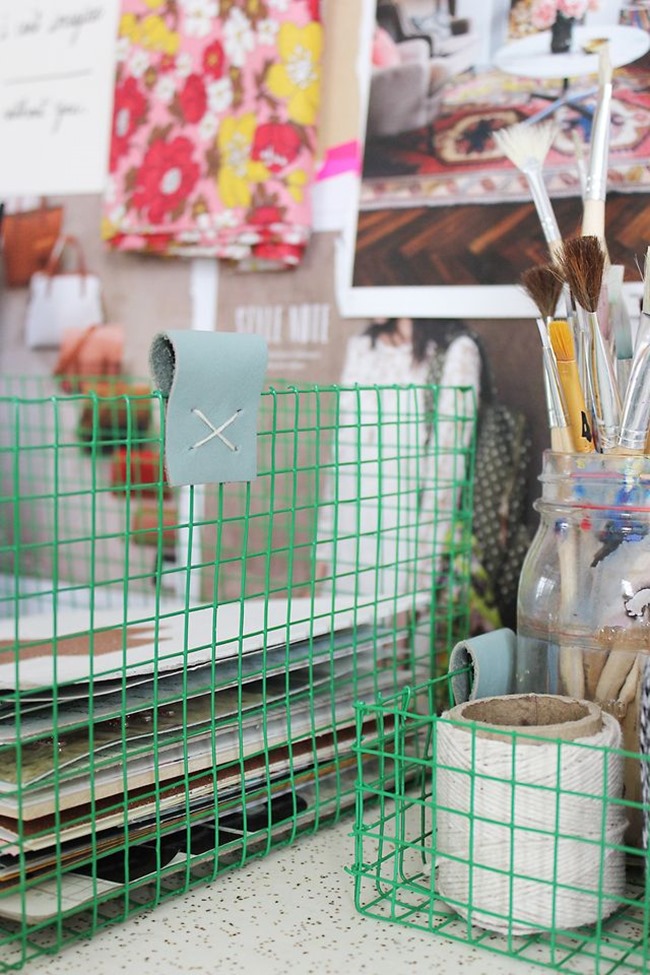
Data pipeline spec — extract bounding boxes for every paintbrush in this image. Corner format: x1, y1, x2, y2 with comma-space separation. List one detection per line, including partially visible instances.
536, 319, 574, 453
538, 316, 588, 697
607, 264, 634, 399
520, 266, 573, 451
495, 121, 578, 321
549, 318, 595, 452
558, 236, 621, 451
634, 245, 650, 358
555, 502, 585, 701
616, 343, 650, 453
551, 256, 591, 428
581, 44, 613, 259
572, 129, 588, 198
493, 121, 563, 263
520, 264, 563, 322
551, 259, 587, 394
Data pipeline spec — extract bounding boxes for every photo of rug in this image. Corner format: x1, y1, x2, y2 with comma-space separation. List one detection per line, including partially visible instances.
340, 0, 650, 310
361, 60, 650, 211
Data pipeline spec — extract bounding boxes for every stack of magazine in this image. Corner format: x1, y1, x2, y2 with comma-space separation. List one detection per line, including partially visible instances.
0, 593, 414, 921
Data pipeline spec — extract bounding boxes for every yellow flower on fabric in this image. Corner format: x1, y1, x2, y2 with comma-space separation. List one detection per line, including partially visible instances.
101, 215, 117, 241
286, 168, 307, 203
243, 0, 265, 16
119, 12, 142, 42
141, 15, 180, 55
217, 114, 269, 209
266, 22, 322, 126
144, 0, 165, 7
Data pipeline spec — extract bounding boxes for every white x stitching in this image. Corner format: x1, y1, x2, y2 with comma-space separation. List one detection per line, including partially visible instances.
191, 408, 242, 452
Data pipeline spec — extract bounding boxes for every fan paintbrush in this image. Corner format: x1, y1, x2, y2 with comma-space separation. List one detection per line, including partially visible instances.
493, 121, 562, 262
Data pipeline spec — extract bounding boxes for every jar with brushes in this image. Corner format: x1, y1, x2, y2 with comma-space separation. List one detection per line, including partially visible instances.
516, 450, 650, 846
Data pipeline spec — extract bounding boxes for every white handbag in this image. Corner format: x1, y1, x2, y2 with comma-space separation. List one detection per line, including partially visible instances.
25, 235, 105, 349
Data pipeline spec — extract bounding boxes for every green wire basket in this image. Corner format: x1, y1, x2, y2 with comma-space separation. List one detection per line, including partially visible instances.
0, 374, 476, 970
351, 673, 650, 975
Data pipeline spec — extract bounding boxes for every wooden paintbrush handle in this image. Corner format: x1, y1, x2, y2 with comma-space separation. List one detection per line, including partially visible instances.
595, 648, 639, 704
559, 644, 585, 698
581, 199, 606, 242
550, 424, 574, 453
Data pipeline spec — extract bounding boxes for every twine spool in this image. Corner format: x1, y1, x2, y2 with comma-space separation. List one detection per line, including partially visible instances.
435, 694, 627, 935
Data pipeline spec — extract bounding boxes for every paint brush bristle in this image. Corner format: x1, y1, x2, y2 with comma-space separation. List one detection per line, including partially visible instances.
521, 265, 564, 321
493, 120, 562, 261
558, 236, 605, 313
549, 319, 577, 362
493, 120, 557, 169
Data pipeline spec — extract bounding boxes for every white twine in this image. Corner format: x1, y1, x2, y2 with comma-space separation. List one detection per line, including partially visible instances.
190, 407, 241, 452
435, 712, 627, 935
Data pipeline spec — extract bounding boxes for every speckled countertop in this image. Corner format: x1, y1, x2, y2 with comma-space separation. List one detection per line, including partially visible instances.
22, 818, 546, 975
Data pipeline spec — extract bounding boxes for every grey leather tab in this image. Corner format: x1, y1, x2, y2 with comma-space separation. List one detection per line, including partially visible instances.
150, 330, 268, 486
449, 628, 517, 705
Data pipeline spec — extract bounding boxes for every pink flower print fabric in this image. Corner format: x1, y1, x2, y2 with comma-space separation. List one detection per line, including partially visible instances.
103, 0, 322, 269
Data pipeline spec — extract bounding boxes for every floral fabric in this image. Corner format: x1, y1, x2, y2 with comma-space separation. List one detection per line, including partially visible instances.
103, 0, 322, 268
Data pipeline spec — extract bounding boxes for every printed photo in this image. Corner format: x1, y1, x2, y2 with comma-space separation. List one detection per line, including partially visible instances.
337, 0, 650, 318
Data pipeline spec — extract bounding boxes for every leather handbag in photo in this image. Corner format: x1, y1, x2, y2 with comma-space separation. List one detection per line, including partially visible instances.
1, 198, 63, 287
53, 322, 125, 393
24, 235, 105, 349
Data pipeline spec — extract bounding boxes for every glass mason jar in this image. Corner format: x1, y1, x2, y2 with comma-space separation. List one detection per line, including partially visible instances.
517, 450, 650, 845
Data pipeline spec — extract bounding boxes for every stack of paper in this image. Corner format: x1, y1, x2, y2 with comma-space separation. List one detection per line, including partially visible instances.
0, 593, 416, 920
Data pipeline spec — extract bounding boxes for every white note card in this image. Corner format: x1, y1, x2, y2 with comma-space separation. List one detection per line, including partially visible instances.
0, 0, 119, 196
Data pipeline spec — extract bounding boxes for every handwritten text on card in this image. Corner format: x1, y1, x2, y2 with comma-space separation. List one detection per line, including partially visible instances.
0, 1, 119, 195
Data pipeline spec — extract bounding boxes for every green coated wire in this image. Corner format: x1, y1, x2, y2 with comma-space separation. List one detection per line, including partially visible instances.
352, 676, 650, 975
0, 374, 476, 971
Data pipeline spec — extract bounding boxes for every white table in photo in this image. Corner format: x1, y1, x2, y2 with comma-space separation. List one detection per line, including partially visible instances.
493, 24, 650, 124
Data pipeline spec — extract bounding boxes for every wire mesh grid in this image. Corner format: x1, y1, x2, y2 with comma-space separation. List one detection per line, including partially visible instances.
351, 674, 650, 975
0, 374, 476, 969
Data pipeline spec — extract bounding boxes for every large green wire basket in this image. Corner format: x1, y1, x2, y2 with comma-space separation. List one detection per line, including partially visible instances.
0, 374, 476, 970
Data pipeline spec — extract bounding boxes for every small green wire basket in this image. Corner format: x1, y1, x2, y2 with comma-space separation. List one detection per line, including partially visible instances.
0, 374, 476, 970
351, 673, 650, 975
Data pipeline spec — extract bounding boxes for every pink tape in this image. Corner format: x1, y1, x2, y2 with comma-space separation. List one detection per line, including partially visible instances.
317, 140, 361, 180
